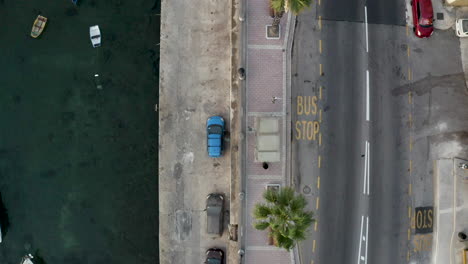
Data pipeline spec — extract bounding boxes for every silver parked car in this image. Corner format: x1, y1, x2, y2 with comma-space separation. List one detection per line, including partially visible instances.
456, 19, 468, 37
206, 194, 224, 236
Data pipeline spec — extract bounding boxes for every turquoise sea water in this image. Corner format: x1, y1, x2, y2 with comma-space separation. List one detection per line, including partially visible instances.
0, 0, 159, 263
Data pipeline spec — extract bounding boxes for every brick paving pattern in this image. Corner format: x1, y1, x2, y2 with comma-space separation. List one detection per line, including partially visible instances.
244, 0, 293, 262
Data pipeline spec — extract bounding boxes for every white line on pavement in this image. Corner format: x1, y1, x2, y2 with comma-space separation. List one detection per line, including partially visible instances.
363, 141, 369, 194
365, 216, 369, 264
366, 141, 370, 194
366, 70, 370, 121
357, 215, 364, 264
365, 6, 369, 53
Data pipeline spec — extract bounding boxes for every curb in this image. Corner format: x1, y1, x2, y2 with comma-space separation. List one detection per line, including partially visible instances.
228, 0, 246, 262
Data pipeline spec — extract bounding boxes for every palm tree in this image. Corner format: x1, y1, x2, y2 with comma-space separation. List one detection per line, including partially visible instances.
268, 0, 312, 37
252, 186, 314, 251
271, 0, 313, 16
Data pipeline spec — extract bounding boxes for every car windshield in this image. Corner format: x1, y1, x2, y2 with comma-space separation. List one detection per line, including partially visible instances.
463, 20, 468, 33
208, 125, 222, 134
207, 259, 221, 264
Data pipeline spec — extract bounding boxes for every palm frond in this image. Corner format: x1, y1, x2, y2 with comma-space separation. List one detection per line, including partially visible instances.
271, 0, 286, 12
253, 204, 272, 219
290, 194, 307, 212
276, 232, 295, 251
277, 187, 294, 207
253, 221, 270, 231
288, 0, 313, 15
263, 188, 278, 203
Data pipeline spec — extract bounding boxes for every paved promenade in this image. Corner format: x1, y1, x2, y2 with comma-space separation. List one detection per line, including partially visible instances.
242, 0, 296, 263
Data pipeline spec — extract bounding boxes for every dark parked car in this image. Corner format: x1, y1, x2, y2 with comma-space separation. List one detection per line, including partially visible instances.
206, 193, 224, 235
205, 248, 224, 264
411, 0, 434, 38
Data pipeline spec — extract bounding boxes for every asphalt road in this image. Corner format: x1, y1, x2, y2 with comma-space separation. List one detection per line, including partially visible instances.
292, 0, 409, 263
321, 0, 404, 25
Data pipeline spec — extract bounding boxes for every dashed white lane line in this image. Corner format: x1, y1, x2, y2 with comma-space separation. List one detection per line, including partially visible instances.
365, 6, 369, 53
357, 215, 364, 264
366, 142, 370, 194
357, 215, 370, 264
363, 141, 369, 194
366, 70, 370, 121
365, 216, 369, 264
363, 141, 370, 195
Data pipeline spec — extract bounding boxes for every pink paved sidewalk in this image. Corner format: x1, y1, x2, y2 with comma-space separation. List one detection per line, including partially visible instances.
244, 0, 294, 263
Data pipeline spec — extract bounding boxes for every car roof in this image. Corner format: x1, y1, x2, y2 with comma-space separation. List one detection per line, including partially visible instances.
419, 0, 433, 18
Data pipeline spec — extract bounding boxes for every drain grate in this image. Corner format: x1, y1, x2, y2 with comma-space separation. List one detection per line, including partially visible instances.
437, 12, 444, 20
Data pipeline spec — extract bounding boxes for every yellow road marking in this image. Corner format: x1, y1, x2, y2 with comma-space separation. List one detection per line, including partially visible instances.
408, 206, 412, 218
406, 24, 409, 36
319, 64, 323, 76
319, 16, 322, 30
319, 86, 323, 100
407, 45, 410, 58
408, 91, 412, 104
408, 113, 412, 128
319, 39, 322, 54
409, 160, 412, 172
318, 155, 321, 168
319, 133, 322, 146
316, 197, 320, 210
318, 0, 321, 6
409, 183, 412, 196
407, 250, 410, 261
313, 239, 316, 252
408, 68, 412, 81
408, 228, 411, 240
317, 176, 320, 189
314, 220, 318, 231
319, 109, 322, 123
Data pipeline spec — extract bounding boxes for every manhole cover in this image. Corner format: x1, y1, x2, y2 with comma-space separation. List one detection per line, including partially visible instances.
303, 185, 311, 194
437, 12, 444, 20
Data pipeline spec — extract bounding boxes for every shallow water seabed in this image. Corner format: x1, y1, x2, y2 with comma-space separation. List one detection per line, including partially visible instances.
0, 0, 160, 263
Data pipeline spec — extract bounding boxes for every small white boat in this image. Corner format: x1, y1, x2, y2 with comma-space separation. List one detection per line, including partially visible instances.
89, 25, 101, 48
31, 15, 47, 38
0, 223, 2, 243
20, 254, 34, 264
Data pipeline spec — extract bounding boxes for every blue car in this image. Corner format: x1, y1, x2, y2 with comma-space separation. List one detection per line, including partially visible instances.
207, 116, 225, 157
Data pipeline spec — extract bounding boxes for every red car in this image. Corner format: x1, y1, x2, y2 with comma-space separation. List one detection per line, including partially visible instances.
411, 0, 434, 38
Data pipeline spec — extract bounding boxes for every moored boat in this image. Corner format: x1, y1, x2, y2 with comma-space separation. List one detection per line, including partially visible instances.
20, 254, 34, 264
89, 25, 101, 47
30, 15, 47, 38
